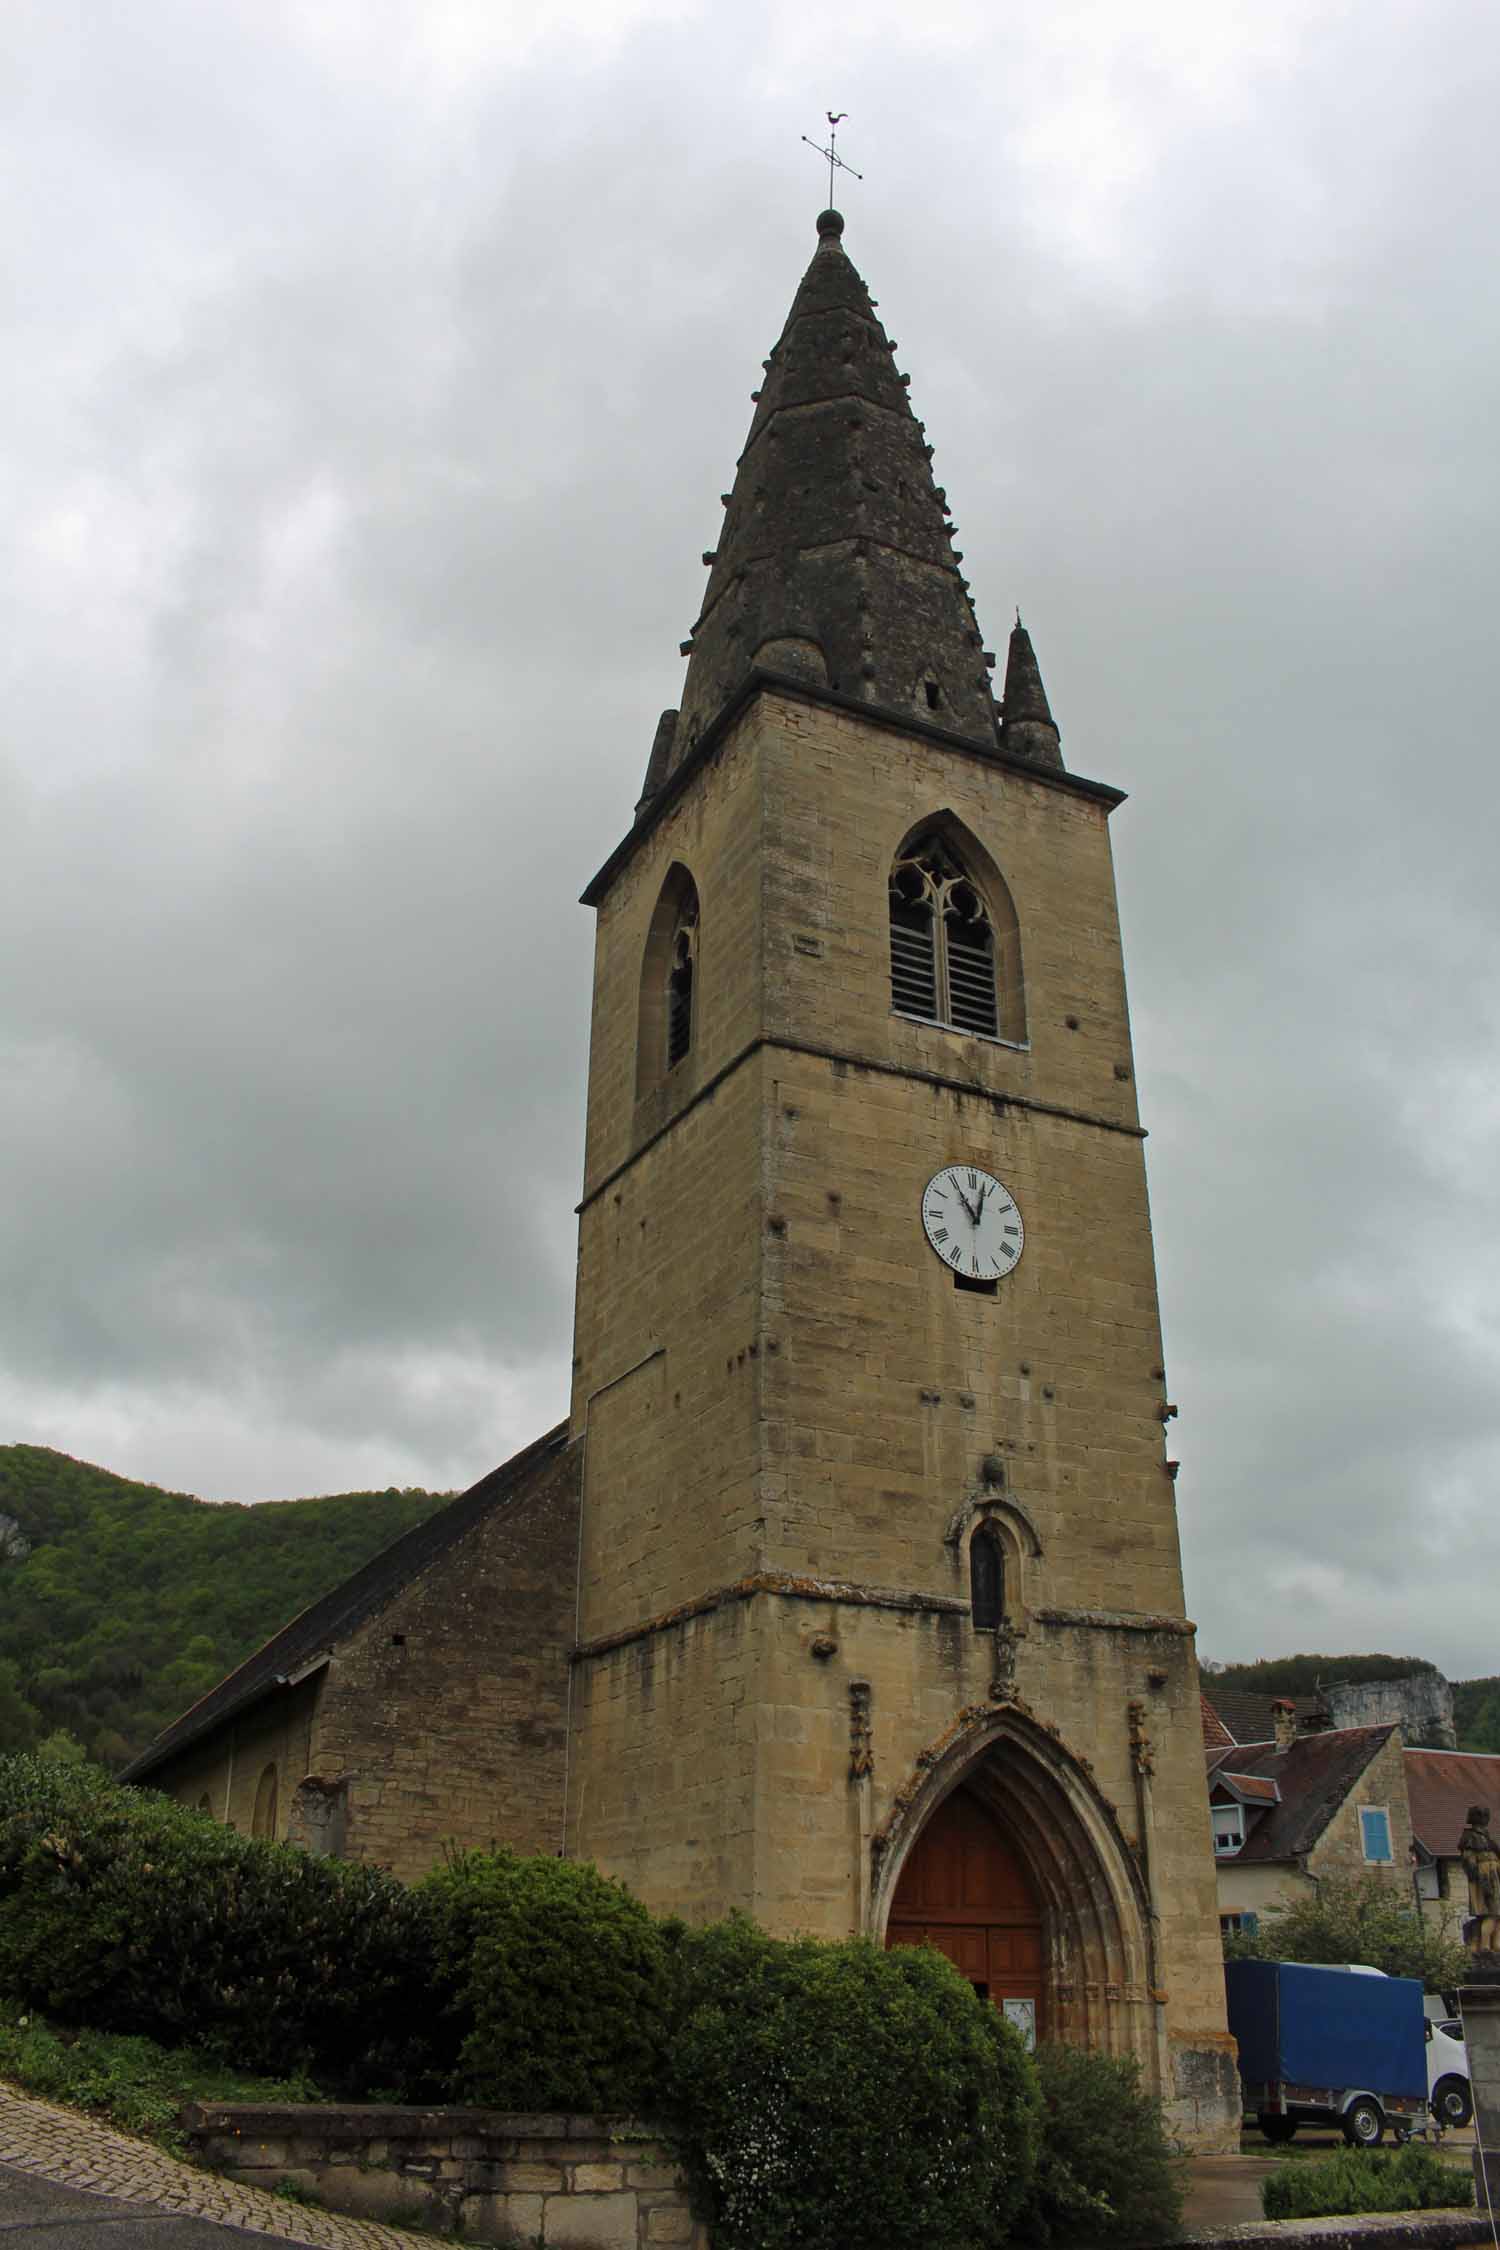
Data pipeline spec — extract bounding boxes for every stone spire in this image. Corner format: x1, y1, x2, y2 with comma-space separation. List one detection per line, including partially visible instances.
645, 211, 1038, 804
998, 616, 1063, 770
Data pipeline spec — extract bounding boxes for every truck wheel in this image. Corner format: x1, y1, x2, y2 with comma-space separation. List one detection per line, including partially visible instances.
1434, 2076, 1473, 2128
1342, 2097, 1384, 2147
1258, 2114, 1297, 2144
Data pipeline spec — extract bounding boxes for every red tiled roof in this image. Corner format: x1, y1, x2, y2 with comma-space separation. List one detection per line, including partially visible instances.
1406, 1748, 1500, 1857
1222, 1771, 1280, 1804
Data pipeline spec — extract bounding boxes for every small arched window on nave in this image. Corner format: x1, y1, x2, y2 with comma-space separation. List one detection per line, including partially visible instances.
251, 1762, 279, 1840
889, 826, 1024, 1044
970, 1521, 1006, 1629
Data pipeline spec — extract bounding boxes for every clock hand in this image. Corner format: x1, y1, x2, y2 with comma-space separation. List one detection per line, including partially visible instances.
975, 1181, 990, 1223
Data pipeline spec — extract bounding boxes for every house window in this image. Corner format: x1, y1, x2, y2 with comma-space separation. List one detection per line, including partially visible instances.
889, 834, 999, 1037
969, 1523, 1005, 1629
1415, 1861, 1441, 1901
1220, 1911, 1258, 1937
1212, 1804, 1245, 1856
1360, 1805, 1394, 1863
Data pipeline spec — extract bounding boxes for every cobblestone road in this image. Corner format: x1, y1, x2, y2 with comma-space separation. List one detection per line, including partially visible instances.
0, 2083, 435, 2249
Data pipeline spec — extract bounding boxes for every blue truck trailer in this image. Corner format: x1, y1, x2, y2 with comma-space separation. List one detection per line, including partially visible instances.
1224, 1959, 1428, 2145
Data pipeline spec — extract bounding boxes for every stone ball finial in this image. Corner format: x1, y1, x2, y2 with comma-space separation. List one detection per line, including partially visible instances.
817, 208, 845, 240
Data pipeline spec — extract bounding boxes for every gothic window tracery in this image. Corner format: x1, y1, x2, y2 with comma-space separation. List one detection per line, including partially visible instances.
889, 832, 1000, 1037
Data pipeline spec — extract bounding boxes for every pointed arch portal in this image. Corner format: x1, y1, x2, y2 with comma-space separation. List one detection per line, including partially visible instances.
876, 1710, 1162, 2081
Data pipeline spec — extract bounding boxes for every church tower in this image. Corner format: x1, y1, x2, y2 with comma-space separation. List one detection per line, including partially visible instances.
567, 210, 1238, 2146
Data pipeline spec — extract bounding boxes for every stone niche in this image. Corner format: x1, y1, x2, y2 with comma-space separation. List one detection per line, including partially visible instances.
185, 2102, 706, 2248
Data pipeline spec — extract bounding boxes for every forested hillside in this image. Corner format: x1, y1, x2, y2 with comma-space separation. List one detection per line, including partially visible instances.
0, 1446, 450, 1767
1203, 1652, 1498, 1753
1204, 1653, 1434, 1695
1453, 1678, 1500, 1754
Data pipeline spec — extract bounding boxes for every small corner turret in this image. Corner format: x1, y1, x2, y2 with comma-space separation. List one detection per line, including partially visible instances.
998, 615, 1064, 771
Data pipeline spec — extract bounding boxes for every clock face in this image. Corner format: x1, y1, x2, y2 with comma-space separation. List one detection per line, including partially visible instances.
922, 1165, 1024, 1281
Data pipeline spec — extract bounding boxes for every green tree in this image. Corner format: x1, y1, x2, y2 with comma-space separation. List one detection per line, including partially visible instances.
1208, 1653, 1435, 1696
1222, 1873, 1466, 1989
0, 1662, 41, 1753
1453, 1678, 1500, 1753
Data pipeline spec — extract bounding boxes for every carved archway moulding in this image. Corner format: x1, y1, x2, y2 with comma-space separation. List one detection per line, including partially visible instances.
869, 1701, 1161, 2072
943, 1492, 1044, 1558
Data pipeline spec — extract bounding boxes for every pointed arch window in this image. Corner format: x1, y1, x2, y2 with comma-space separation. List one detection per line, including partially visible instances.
667, 899, 697, 1068
970, 1522, 1006, 1629
890, 832, 999, 1038
636, 864, 702, 1108
252, 1762, 279, 1840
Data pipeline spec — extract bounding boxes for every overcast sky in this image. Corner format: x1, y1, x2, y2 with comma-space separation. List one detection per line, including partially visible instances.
5, 1, 1497, 1679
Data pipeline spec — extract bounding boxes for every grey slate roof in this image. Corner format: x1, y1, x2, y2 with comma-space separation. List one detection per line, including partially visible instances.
1205, 1725, 1395, 1863
655, 209, 1045, 788
123, 1420, 569, 1783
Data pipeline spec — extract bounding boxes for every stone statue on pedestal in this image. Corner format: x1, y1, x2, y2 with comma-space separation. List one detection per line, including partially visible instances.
1461, 1805, 1500, 1963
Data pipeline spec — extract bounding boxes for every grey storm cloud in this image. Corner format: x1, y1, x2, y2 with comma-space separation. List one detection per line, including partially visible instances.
4, 0, 1498, 1673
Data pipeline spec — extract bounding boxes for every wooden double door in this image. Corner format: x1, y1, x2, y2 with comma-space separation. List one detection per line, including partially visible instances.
886, 1786, 1044, 2040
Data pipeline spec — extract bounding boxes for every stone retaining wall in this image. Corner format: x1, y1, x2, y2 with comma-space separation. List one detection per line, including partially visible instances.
184, 2102, 706, 2248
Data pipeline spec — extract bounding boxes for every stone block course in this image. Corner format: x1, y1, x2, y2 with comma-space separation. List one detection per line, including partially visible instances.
181, 2103, 705, 2249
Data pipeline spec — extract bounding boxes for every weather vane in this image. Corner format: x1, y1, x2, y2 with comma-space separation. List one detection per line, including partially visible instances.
801, 111, 862, 206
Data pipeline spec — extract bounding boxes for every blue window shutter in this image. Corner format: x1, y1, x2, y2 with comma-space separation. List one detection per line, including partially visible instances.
1361, 1807, 1393, 1862
1244, 1911, 1258, 1933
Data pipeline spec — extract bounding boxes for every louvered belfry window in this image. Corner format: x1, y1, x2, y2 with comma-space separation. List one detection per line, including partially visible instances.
666, 900, 698, 1067
889, 834, 999, 1037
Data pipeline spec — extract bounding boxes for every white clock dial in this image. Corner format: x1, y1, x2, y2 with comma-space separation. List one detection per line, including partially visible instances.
921, 1165, 1024, 1281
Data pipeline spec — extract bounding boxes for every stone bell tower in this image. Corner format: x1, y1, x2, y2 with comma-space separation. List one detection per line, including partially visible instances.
564, 209, 1238, 2149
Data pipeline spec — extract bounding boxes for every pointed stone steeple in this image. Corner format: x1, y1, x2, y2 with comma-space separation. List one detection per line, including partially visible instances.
646, 211, 1032, 803
998, 616, 1063, 770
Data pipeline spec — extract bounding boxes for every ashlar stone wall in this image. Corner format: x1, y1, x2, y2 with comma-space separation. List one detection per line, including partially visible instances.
186, 2103, 703, 2248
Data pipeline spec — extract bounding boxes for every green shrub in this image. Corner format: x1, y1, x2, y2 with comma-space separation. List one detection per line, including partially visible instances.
664, 1917, 1040, 2250
416, 1847, 673, 2113
1262, 2144, 1473, 2220
1013, 2042, 1183, 2244
0, 1752, 431, 2088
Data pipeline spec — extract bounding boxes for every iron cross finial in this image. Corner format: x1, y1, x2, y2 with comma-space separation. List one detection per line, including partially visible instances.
801, 111, 862, 206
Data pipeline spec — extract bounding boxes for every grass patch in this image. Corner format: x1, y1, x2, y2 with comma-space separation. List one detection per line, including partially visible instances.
0, 1994, 322, 2153
1261, 2143, 1474, 2220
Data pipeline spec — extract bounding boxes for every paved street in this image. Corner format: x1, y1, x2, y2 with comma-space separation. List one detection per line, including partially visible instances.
0, 2087, 431, 2250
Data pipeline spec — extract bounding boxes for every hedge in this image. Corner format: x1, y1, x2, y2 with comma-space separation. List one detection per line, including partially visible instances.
666, 1915, 1041, 2250
1015, 2041, 1184, 2244
1262, 2144, 1474, 2221
416, 1846, 673, 2114
0, 1752, 429, 2087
